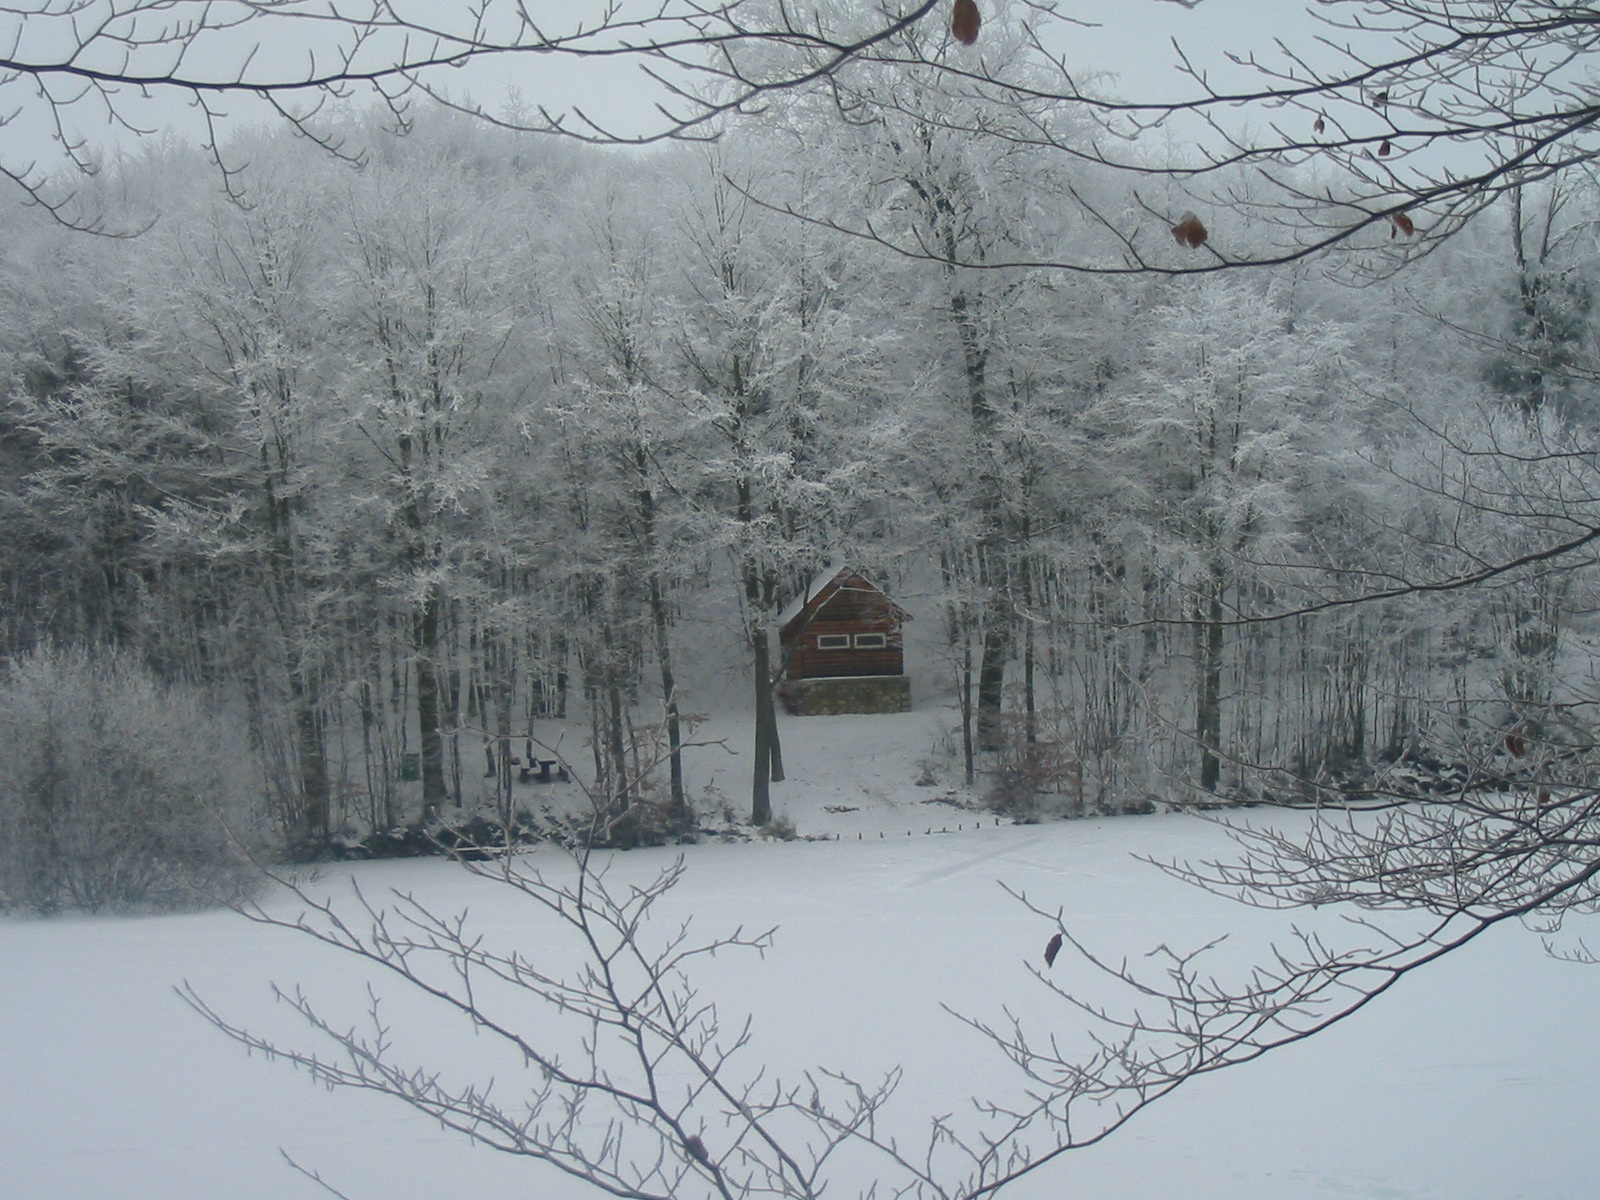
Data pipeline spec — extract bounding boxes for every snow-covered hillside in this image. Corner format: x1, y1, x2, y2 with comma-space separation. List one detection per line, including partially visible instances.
4, 702, 1596, 1200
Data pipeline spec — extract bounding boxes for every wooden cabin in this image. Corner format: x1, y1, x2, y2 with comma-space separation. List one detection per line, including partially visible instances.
776, 568, 912, 714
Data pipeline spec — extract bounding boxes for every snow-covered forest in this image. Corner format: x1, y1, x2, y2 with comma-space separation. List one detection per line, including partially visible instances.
4, 93, 1596, 868
6, 2, 1600, 1197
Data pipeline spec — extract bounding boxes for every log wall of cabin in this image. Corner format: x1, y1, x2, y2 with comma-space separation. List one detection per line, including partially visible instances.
781, 576, 905, 680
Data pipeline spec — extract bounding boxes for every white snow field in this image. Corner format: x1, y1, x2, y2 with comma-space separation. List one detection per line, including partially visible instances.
5, 705, 1598, 1200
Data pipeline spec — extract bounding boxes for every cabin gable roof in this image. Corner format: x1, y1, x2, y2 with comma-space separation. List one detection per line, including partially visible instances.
777, 567, 909, 635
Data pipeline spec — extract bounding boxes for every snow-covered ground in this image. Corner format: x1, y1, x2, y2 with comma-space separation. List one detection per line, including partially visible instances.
6, 702, 1599, 1200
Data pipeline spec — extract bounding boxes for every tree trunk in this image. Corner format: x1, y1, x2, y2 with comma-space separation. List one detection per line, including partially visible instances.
1195, 563, 1225, 794
941, 551, 977, 786
750, 622, 775, 825
255, 424, 333, 853
415, 582, 448, 820
492, 634, 515, 828
768, 691, 785, 784
952, 284, 1011, 752
607, 676, 630, 815
636, 452, 687, 816
648, 574, 686, 816
962, 635, 976, 786
976, 613, 1011, 752
290, 673, 329, 849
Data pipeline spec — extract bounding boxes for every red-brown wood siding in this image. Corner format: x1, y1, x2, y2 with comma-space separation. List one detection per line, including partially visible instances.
779, 573, 907, 681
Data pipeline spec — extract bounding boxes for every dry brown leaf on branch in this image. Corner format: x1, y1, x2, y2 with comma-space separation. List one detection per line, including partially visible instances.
1044, 932, 1063, 967
1390, 211, 1416, 237
1379, 139, 1393, 156
1313, 113, 1326, 135
951, 0, 981, 46
1171, 212, 1208, 248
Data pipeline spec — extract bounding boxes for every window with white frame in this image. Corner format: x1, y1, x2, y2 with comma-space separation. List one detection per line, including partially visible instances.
816, 634, 851, 650
853, 633, 887, 649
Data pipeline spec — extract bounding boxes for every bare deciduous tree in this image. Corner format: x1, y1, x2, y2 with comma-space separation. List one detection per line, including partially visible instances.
14, 1, 1600, 267
0, 0, 943, 223
188, 753, 1600, 1200
184, 763, 921, 1200
721, 1, 1600, 274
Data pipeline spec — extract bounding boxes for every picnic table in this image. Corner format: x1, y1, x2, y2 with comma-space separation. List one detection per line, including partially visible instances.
518, 758, 568, 784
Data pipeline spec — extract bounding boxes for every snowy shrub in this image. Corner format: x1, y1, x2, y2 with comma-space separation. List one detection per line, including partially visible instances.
758, 812, 798, 841
985, 727, 1088, 822
0, 646, 267, 915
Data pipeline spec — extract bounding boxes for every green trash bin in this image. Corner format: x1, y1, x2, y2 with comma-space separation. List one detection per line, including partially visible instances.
399, 752, 421, 782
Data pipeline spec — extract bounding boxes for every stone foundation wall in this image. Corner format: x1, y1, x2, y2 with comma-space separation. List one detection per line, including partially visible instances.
777, 675, 912, 716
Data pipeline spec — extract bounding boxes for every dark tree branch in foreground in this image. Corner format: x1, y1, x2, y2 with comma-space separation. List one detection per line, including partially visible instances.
172, 831, 1330, 1199
941, 759, 1600, 1193
0, 0, 942, 226
738, 1, 1600, 275
184, 852, 805, 1200
181, 718, 1600, 1200
11, 1, 1600, 268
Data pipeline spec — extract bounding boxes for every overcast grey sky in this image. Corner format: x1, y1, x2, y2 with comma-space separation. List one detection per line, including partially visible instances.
0, 0, 1338, 192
